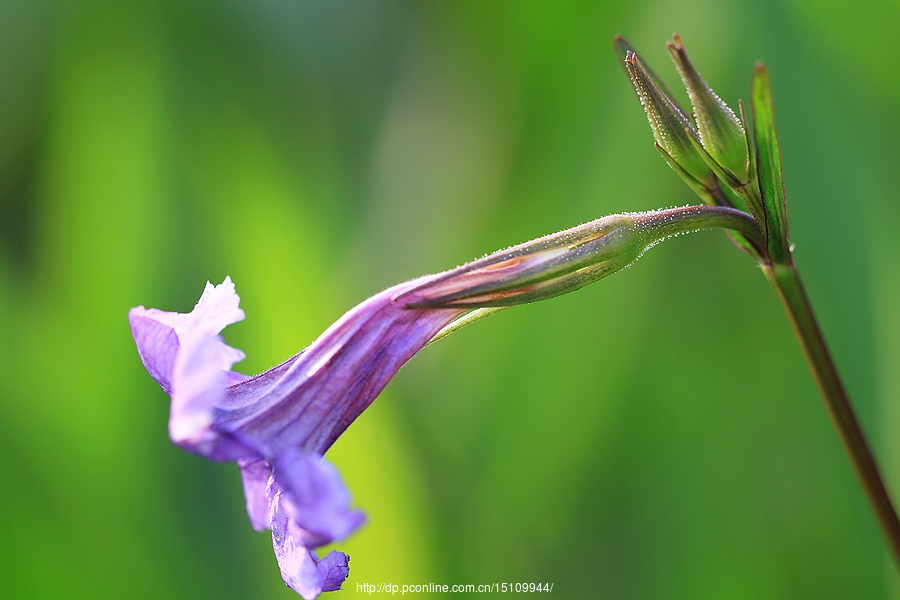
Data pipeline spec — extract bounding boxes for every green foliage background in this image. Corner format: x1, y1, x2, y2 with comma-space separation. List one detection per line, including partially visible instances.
2, 1, 900, 598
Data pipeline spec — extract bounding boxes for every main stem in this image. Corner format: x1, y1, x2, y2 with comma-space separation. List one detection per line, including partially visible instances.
763, 261, 900, 565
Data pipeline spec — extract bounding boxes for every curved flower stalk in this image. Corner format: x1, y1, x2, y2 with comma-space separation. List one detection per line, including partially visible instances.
129, 206, 760, 598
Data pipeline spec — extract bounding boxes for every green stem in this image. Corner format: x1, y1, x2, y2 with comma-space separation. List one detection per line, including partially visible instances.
763, 261, 900, 565
633, 205, 765, 253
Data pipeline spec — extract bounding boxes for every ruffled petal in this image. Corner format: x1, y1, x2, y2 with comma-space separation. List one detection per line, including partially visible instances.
129, 277, 246, 450
168, 278, 246, 445
268, 479, 351, 600
317, 551, 350, 593
273, 449, 365, 548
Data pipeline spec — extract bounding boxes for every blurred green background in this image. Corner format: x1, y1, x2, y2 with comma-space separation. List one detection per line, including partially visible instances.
2, 0, 900, 598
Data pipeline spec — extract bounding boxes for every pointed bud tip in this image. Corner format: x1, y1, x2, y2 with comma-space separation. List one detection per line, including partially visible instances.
666, 33, 688, 62
752, 62, 771, 91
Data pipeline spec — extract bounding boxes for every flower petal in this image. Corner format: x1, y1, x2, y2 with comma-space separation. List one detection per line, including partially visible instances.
273, 449, 365, 548
238, 457, 272, 532
268, 477, 352, 600
169, 278, 246, 445
317, 551, 351, 593
129, 277, 246, 449
128, 309, 180, 393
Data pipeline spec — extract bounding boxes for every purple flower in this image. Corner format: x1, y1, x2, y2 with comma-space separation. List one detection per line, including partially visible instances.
128, 207, 761, 598
129, 275, 469, 598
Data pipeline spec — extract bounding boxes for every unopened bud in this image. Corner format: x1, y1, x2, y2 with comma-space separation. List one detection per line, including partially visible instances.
668, 34, 749, 182
622, 50, 719, 198
402, 205, 763, 309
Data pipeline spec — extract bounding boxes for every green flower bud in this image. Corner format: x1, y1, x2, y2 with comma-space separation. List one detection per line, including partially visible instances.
668, 33, 750, 182
621, 49, 720, 199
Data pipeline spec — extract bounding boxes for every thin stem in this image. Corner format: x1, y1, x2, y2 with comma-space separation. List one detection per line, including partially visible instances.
763, 261, 900, 565
633, 204, 765, 253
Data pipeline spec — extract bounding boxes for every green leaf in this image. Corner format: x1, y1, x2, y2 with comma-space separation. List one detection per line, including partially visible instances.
750, 63, 790, 263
